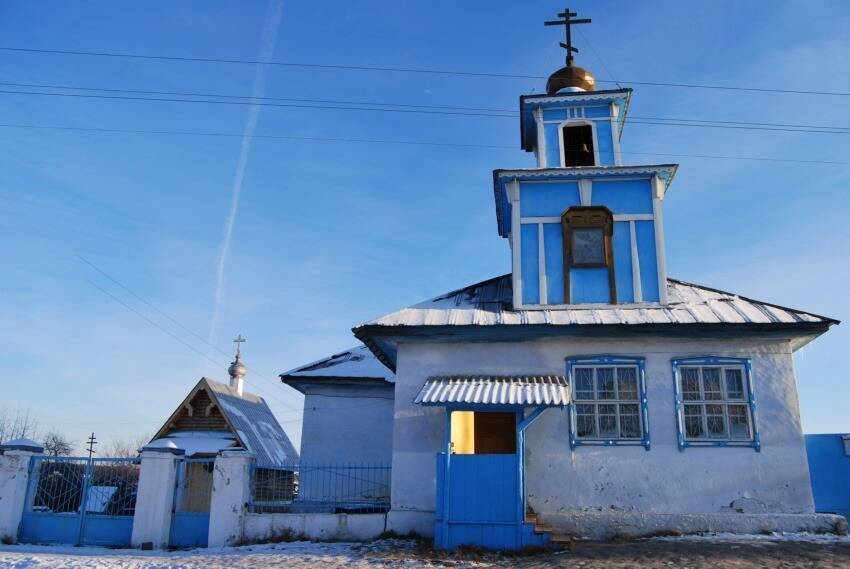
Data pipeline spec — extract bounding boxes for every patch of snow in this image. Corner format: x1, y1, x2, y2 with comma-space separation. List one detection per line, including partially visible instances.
153, 431, 237, 458
649, 531, 850, 544
0, 540, 485, 569
284, 346, 394, 382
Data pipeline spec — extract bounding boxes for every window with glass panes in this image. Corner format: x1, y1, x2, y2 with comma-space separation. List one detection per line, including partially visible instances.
679, 365, 752, 441
573, 365, 643, 440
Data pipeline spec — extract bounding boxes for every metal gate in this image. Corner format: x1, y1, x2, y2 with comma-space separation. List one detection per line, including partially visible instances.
19, 456, 141, 546
169, 458, 214, 548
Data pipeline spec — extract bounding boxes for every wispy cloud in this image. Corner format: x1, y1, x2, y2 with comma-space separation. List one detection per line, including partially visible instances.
207, 0, 285, 357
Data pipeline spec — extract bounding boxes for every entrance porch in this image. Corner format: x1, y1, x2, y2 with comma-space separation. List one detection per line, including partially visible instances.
414, 375, 569, 550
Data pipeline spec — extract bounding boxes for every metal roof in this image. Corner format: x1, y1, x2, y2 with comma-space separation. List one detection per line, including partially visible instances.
357, 274, 836, 329
280, 345, 394, 384
354, 275, 837, 371
414, 376, 570, 407
205, 379, 299, 466
153, 378, 299, 466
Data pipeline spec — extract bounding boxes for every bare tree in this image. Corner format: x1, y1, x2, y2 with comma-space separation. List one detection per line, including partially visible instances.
0, 408, 39, 443
102, 433, 152, 458
42, 430, 74, 456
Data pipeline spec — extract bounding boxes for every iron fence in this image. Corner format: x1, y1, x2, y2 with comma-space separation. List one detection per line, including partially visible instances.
249, 463, 391, 514
27, 456, 140, 517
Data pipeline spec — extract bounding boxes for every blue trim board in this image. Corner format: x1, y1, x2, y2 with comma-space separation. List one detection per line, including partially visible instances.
520, 223, 539, 305
612, 221, 634, 303
671, 356, 760, 452
635, 220, 660, 302
565, 355, 650, 450
543, 223, 565, 304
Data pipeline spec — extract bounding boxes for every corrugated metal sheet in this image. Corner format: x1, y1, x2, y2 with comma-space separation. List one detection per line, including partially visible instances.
415, 375, 570, 407
205, 379, 299, 466
357, 275, 836, 329
281, 345, 394, 383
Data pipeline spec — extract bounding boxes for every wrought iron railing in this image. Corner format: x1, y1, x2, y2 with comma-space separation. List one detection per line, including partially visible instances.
249, 463, 391, 514
26, 456, 140, 517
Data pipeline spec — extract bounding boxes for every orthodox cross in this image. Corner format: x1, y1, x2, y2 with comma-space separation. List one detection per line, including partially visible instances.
233, 334, 246, 357
86, 432, 97, 460
545, 8, 591, 66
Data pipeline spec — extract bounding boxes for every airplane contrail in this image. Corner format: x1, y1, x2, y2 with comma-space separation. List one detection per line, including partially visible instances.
208, 0, 285, 361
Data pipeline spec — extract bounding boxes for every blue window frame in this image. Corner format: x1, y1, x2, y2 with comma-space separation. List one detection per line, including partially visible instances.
565, 355, 650, 450
671, 356, 760, 451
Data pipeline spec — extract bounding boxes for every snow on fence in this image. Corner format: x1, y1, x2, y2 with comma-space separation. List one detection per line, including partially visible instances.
249, 463, 391, 514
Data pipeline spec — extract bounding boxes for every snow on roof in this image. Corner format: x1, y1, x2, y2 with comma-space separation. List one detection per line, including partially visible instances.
356, 274, 837, 329
354, 275, 838, 370
204, 379, 300, 466
151, 431, 238, 458
280, 345, 394, 383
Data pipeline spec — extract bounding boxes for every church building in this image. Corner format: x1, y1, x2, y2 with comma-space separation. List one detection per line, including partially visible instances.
343, 10, 839, 549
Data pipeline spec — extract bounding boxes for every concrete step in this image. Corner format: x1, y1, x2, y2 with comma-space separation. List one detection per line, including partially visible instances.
550, 533, 575, 544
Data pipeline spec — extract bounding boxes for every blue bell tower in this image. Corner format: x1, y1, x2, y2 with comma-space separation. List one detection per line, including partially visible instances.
492, 9, 677, 309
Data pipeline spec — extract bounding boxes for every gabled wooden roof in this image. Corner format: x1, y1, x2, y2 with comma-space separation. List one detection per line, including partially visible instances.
152, 377, 298, 465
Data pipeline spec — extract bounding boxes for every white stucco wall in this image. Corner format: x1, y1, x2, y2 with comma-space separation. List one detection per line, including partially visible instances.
0, 451, 36, 542
130, 450, 180, 549
243, 512, 387, 542
386, 336, 814, 536
299, 384, 394, 465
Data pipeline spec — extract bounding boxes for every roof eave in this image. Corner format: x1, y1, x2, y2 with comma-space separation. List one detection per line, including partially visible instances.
354, 320, 835, 370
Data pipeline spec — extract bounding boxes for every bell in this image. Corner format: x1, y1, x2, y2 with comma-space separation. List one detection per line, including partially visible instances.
580, 142, 590, 153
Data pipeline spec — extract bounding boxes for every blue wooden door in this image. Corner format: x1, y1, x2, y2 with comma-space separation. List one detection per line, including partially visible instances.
436, 453, 527, 549
169, 458, 213, 548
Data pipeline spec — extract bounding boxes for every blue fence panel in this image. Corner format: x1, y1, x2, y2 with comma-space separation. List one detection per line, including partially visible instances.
19, 456, 139, 547
806, 434, 850, 520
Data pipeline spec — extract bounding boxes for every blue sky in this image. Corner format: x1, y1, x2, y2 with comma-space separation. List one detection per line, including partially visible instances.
1, 1, 849, 453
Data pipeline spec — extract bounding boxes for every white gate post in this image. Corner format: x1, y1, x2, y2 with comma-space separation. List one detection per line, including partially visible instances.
208, 450, 254, 547
0, 438, 44, 543
131, 446, 184, 549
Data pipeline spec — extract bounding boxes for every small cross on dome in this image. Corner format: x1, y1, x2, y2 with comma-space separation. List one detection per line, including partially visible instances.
544, 8, 591, 67
233, 334, 246, 357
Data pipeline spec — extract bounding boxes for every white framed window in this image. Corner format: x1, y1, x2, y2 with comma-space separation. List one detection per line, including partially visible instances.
672, 357, 760, 451
567, 356, 649, 448
558, 120, 599, 167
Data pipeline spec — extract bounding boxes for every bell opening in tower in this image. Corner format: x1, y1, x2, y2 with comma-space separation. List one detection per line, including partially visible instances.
562, 124, 595, 167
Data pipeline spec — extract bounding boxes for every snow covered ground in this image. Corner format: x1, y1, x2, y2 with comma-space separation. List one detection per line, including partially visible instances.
0, 540, 444, 569
0, 534, 848, 568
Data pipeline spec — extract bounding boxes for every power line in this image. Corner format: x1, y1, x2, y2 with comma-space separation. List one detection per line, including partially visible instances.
0, 88, 514, 118
4, 80, 850, 133
0, 81, 511, 114
83, 276, 303, 415
575, 27, 623, 90
2, 86, 850, 136
2, 122, 848, 166
2, 45, 849, 97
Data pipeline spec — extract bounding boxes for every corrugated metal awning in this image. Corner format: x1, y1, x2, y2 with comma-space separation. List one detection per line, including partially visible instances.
414, 375, 569, 407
